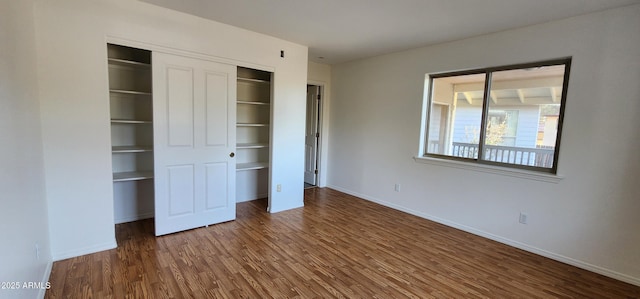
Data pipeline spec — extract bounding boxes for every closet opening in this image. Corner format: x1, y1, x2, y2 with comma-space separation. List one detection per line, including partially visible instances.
107, 44, 155, 226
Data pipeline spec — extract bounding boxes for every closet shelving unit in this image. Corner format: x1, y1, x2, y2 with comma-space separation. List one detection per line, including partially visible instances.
107, 44, 154, 223
236, 67, 271, 171
236, 67, 272, 201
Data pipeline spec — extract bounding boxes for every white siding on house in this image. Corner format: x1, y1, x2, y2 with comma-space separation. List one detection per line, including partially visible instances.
511, 105, 540, 148
428, 105, 443, 141
451, 105, 541, 148
452, 106, 482, 143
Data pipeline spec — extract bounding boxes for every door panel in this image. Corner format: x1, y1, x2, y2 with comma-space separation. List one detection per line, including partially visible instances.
205, 162, 229, 210
167, 67, 194, 147
205, 71, 230, 147
167, 165, 195, 216
153, 52, 236, 236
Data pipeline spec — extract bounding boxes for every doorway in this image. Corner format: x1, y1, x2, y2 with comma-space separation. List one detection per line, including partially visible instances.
304, 84, 322, 188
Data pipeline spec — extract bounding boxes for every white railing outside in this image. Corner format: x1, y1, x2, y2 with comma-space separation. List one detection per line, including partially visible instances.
451, 142, 554, 168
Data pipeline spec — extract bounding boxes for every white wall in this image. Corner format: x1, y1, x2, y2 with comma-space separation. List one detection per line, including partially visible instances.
307, 61, 332, 187
0, 0, 52, 298
34, 0, 307, 260
328, 5, 640, 285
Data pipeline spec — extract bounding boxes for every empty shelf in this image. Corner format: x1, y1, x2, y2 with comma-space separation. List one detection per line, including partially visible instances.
113, 171, 154, 182
236, 162, 269, 171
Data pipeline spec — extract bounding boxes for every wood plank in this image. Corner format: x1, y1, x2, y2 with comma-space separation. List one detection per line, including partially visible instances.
46, 188, 640, 298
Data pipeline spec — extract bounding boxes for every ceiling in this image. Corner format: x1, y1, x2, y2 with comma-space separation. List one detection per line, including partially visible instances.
141, 0, 640, 65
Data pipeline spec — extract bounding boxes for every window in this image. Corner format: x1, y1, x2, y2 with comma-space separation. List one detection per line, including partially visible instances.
422, 58, 571, 173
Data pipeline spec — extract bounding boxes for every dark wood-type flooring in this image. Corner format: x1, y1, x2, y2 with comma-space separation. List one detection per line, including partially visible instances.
46, 188, 640, 298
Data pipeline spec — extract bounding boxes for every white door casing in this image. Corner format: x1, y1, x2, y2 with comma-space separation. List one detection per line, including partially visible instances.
304, 85, 320, 185
153, 52, 236, 236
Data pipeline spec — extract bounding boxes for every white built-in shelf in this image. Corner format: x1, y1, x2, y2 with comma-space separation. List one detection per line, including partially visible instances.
113, 171, 154, 182
236, 162, 269, 171
111, 119, 152, 124
236, 143, 269, 149
112, 146, 153, 153
237, 77, 270, 84
108, 44, 154, 224
110, 89, 152, 96
108, 58, 151, 68
237, 100, 270, 106
237, 123, 269, 127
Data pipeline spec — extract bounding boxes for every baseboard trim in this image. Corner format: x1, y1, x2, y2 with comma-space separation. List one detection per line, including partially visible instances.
236, 193, 269, 203
269, 201, 304, 214
37, 260, 53, 299
114, 212, 154, 224
327, 185, 640, 287
52, 241, 117, 262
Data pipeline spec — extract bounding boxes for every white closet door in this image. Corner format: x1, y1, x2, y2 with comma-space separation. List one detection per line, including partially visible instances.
153, 52, 236, 236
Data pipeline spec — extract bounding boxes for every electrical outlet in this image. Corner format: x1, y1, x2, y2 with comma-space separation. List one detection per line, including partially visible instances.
276, 184, 282, 192
394, 184, 401, 192
519, 212, 528, 224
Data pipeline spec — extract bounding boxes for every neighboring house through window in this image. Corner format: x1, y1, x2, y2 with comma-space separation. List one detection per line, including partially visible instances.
421, 58, 571, 173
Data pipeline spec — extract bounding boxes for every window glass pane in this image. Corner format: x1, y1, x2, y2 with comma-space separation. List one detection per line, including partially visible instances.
482, 65, 566, 168
427, 73, 485, 158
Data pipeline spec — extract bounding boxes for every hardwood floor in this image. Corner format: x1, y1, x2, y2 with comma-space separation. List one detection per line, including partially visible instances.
46, 188, 640, 298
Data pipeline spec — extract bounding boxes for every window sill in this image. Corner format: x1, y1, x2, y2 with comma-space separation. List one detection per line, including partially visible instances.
413, 156, 564, 183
